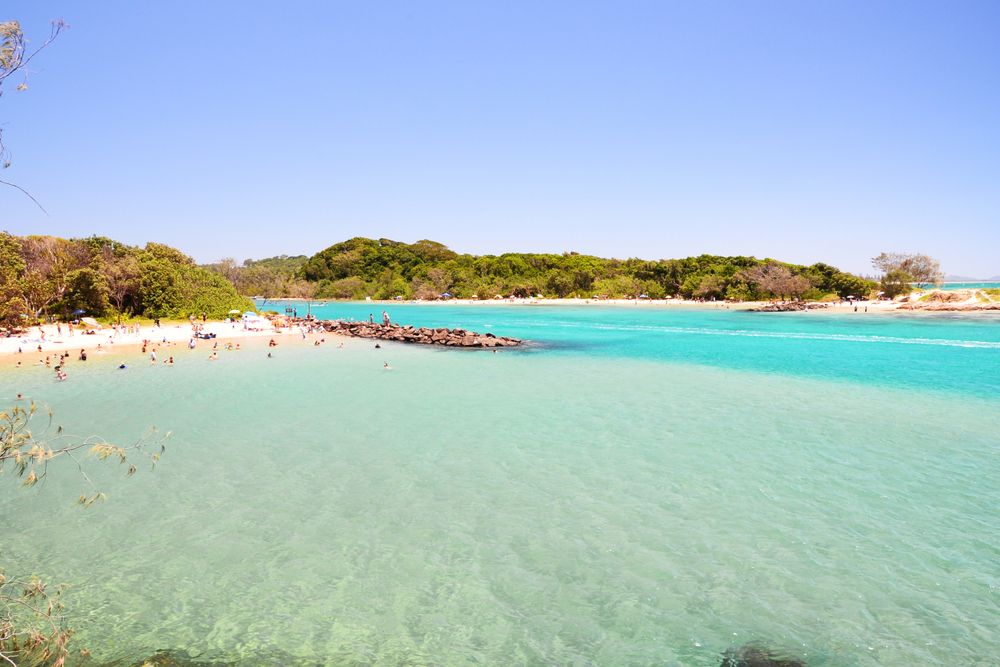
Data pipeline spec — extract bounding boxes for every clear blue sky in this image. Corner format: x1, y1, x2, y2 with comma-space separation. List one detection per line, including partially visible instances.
3, 1, 998, 276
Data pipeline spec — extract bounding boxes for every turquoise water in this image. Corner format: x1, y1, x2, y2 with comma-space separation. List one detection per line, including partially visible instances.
937, 282, 1000, 291
2, 305, 998, 666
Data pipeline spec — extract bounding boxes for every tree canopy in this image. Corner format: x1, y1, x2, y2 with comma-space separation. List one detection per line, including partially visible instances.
238, 237, 875, 302
0, 232, 254, 328
871, 252, 943, 293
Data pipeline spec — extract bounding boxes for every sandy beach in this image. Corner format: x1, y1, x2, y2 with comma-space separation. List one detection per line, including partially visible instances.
0, 319, 308, 362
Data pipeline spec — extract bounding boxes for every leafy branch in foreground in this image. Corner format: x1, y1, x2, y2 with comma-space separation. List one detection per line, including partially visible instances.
1, 402, 167, 667
1, 18, 65, 211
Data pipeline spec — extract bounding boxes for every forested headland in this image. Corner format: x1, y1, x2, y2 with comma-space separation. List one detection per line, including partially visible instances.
0, 232, 881, 330
0, 233, 253, 327
210, 237, 875, 303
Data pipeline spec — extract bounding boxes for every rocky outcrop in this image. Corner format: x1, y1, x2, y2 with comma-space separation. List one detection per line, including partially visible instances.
901, 302, 1000, 311
748, 302, 831, 312
298, 319, 522, 348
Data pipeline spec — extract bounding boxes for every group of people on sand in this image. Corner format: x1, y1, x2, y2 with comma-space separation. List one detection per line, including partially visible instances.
9, 317, 404, 383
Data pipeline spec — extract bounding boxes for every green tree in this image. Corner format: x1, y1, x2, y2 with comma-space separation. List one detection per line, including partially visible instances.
872, 252, 942, 289
693, 274, 727, 300
0, 231, 27, 327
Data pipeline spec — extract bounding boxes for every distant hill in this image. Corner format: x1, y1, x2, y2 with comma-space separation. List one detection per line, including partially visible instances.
284, 237, 874, 301
244, 255, 309, 274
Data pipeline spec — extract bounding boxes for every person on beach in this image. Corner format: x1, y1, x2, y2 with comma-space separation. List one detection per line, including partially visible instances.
382, 310, 390, 325
150, 350, 157, 364
369, 313, 374, 323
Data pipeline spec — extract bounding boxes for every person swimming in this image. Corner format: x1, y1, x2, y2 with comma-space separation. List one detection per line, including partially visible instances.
383, 361, 391, 369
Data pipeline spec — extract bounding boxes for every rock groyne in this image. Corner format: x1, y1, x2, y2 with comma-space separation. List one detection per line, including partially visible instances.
300, 319, 522, 348
748, 302, 831, 312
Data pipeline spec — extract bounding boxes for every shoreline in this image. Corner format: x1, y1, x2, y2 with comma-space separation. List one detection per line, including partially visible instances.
257, 296, 1000, 315
0, 320, 316, 362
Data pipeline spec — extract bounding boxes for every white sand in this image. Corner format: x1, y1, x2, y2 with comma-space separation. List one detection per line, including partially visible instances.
0, 320, 302, 360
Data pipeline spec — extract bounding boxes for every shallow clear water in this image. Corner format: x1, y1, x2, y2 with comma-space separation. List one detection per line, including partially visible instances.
2, 305, 998, 666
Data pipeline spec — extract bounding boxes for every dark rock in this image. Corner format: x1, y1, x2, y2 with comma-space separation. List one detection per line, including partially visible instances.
720, 643, 806, 667
295, 318, 521, 349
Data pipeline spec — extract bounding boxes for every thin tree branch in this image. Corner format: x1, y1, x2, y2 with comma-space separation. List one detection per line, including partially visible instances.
0, 178, 47, 214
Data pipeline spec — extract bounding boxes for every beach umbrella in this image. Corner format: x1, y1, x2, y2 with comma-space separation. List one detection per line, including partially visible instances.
72, 308, 87, 315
